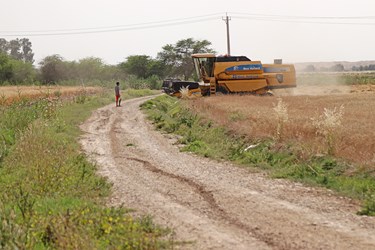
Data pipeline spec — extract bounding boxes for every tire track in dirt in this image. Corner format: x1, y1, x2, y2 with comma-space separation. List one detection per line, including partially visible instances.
126, 156, 280, 247
80, 95, 375, 250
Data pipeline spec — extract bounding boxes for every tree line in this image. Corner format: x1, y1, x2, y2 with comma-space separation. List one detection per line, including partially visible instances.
303, 64, 345, 72
303, 63, 375, 72
351, 65, 375, 71
0, 37, 214, 88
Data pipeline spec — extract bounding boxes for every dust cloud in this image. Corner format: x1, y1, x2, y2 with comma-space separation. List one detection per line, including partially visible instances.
273, 72, 351, 97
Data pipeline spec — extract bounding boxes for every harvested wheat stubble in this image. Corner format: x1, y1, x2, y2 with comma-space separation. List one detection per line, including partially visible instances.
188, 85, 375, 165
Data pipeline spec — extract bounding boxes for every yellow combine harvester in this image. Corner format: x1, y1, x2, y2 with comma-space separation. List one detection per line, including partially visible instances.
162, 54, 296, 97
193, 53, 296, 96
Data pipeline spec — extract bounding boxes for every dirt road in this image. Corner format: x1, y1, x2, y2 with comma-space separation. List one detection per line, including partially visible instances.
80, 96, 375, 250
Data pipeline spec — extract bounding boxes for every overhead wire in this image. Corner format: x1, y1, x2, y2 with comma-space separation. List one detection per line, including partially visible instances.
229, 11, 375, 25
0, 13, 222, 36
233, 16, 375, 25
1, 12, 375, 37
228, 11, 375, 20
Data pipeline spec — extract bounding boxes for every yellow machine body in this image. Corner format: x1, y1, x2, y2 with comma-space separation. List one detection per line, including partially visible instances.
192, 53, 296, 95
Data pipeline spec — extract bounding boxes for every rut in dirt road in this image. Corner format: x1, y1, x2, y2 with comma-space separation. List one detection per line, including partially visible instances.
80, 95, 375, 250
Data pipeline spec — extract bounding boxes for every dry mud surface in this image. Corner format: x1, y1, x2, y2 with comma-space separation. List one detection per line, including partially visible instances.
80, 95, 375, 250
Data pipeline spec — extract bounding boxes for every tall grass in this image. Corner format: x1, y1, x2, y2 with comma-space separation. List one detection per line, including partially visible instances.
141, 95, 375, 216
0, 90, 172, 249
273, 98, 289, 141
311, 105, 344, 155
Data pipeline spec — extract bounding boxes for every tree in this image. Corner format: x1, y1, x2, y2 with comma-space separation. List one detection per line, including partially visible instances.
9, 59, 36, 83
77, 57, 105, 81
0, 53, 14, 83
148, 60, 167, 79
19, 38, 34, 63
39, 54, 65, 83
157, 38, 215, 80
304, 65, 316, 72
0, 38, 34, 63
9, 39, 22, 61
120, 55, 152, 79
331, 64, 345, 72
0, 38, 8, 54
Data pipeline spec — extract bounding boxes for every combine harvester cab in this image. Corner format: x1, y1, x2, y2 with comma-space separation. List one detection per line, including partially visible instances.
192, 53, 296, 96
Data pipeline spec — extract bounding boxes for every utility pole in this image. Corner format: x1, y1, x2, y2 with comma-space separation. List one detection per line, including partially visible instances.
222, 13, 231, 56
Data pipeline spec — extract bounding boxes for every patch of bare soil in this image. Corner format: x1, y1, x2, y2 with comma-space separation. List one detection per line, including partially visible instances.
80, 96, 375, 250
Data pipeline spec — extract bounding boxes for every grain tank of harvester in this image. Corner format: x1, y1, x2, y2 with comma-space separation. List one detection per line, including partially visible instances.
192, 53, 296, 96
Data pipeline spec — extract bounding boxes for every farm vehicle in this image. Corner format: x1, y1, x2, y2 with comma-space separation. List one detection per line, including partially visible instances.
163, 54, 296, 97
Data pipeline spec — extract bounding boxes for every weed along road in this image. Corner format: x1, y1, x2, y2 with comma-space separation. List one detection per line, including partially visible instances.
80, 95, 375, 250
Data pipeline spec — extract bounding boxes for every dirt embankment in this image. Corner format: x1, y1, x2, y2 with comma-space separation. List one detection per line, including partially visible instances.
80, 96, 375, 250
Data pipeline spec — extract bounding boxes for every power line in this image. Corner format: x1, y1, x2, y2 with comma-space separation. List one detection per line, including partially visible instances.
229, 11, 375, 25
0, 13, 222, 36
229, 11, 375, 20
1, 12, 375, 37
233, 15, 375, 25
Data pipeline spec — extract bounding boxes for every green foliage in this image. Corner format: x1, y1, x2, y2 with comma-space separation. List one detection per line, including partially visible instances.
0, 93, 172, 248
120, 55, 154, 79
352, 64, 375, 71
39, 54, 67, 84
9, 59, 36, 83
0, 53, 14, 83
147, 75, 163, 90
76, 57, 106, 82
123, 75, 162, 90
343, 72, 375, 85
157, 38, 215, 80
0, 38, 34, 63
358, 194, 375, 216
122, 88, 159, 99
142, 95, 375, 216
0, 37, 218, 86
0, 40, 36, 84
0, 201, 170, 249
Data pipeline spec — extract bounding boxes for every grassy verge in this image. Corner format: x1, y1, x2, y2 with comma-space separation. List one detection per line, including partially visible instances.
141, 95, 375, 216
0, 89, 171, 249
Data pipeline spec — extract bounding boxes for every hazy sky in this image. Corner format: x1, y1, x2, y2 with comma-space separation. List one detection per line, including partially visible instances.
1, 0, 375, 65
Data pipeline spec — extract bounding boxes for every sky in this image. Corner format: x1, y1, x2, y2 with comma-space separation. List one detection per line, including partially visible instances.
1, 0, 375, 65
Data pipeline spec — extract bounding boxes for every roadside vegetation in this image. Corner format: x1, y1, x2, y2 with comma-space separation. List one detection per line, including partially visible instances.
141, 93, 375, 216
0, 89, 172, 249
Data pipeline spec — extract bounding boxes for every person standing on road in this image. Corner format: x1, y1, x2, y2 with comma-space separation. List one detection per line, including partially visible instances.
115, 81, 121, 107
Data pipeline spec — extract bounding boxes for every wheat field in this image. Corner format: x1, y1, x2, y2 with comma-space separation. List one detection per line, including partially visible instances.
188, 85, 375, 166
0, 85, 102, 104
